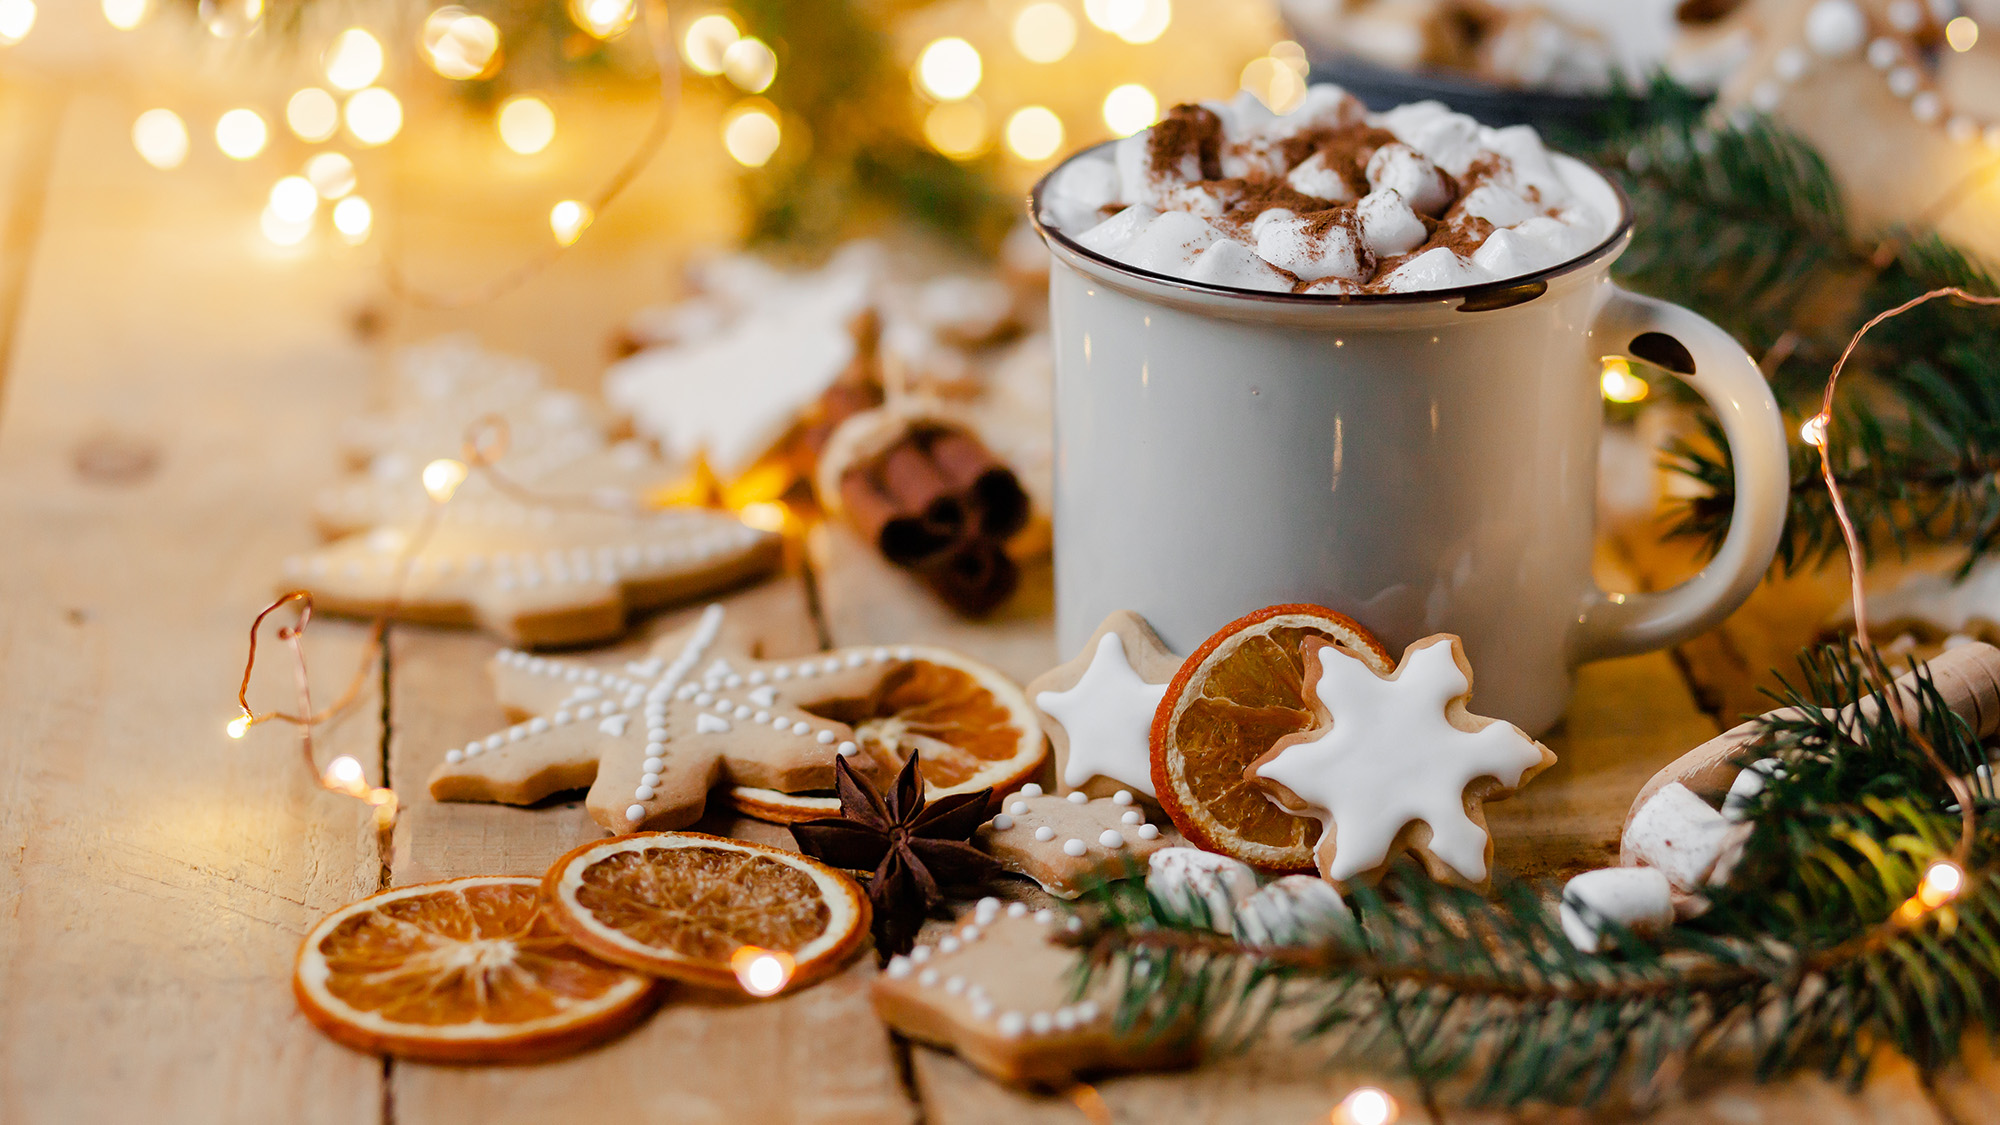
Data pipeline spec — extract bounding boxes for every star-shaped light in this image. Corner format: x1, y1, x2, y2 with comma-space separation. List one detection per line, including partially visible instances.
1029, 612, 1182, 799
1251, 635, 1554, 887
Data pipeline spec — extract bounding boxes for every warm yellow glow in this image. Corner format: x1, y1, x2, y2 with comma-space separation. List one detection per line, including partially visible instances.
731, 946, 794, 996
422, 7, 502, 80
216, 109, 269, 160
738, 501, 788, 533
1335, 1087, 1398, 1125
682, 13, 739, 75
203, 0, 260, 37
324, 755, 367, 793
924, 99, 989, 159
498, 95, 556, 155
1117, 0, 1171, 43
1600, 358, 1649, 403
132, 109, 189, 170
261, 206, 312, 247
332, 196, 372, 243
305, 152, 355, 198
286, 87, 340, 142
1102, 84, 1158, 137
423, 458, 468, 502
1800, 413, 1829, 448
1242, 55, 1307, 114
1271, 38, 1308, 74
1006, 105, 1064, 160
568, 0, 635, 38
723, 37, 777, 93
1947, 16, 1979, 51
227, 715, 251, 739
722, 103, 781, 166
549, 200, 593, 245
916, 37, 982, 101
270, 175, 318, 223
1919, 860, 1965, 908
0, 0, 34, 44
102, 0, 145, 30
324, 28, 385, 92
344, 87, 403, 146
1013, 2, 1077, 63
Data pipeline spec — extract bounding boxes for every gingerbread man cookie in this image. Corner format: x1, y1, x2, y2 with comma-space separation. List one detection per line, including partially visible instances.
871, 899, 1198, 1086
1028, 611, 1183, 801
976, 785, 1182, 898
1250, 634, 1555, 890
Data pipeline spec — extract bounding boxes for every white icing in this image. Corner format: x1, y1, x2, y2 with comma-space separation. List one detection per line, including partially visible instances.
597, 714, 629, 736
1062, 838, 1087, 857
697, 713, 731, 734
1253, 640, 1546, 883
1036, 632, 1167, 799
1066, 791, 1089, 804
1034, 826, 1055, 842
1098, 830, 1124, 848
1020, 783, 1043, 797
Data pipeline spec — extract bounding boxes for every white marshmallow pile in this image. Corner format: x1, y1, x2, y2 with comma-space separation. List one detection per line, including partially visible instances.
1041, 85, 1612, 295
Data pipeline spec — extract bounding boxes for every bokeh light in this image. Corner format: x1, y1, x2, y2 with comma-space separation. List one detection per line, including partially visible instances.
0, 0, 35, 45
549, 200, 593, 245
332, 196, 372, 244
269, 175, 319, 222
261, 205, 312, 247
132, 109, 189, 170
498, 96, 557, 155
924, 99, 989, 159
1600, 358, 1649, 403
1242, 55, 1307, 113
1947, 16, 1979, 51
103, 0, 145, 30
722, 102, 782, 166
568, 0, 635, 38
723, 37, 777, 93
344, 87, 402, 146
682, 14, 739, 76
215, 109, 269, 160
1102, 84, 1158, 137
1085, 0, 1171, 42
286, 87, 340, 142
917, 38, 983, 101
323, 28, 385, 92
1012, 2, 1076, 63
305, 152, 355, 198
1006, 106, 1064, 160
423, 7, 502, 80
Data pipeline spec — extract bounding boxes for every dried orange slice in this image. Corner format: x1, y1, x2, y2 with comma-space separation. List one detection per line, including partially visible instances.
542, 832, 870, 991
1152, 604, 1394, 872
728, 646, 1045, 822
293, 875, 659, 1062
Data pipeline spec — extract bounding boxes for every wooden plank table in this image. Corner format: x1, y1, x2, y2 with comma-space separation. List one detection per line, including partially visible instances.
0, 76, 1990, 1125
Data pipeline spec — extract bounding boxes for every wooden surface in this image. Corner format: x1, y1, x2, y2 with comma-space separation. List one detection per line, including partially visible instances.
0, 76, 1994, 1125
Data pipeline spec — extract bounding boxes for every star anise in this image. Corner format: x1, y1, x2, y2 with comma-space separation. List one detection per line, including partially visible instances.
790, 752, 999, 958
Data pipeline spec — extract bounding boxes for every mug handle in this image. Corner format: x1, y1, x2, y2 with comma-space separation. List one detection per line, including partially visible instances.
1571, 285, 1790, 664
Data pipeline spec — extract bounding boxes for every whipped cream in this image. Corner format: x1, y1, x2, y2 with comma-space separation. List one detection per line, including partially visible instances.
1038, 85, 1614, 296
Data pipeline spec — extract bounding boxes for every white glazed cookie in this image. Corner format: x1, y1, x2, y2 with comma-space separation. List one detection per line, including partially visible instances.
1251, 634, 1556, 890
976, 787, 1181, 898
1027, 611, 1183, 801
871, 903, 1197, 1086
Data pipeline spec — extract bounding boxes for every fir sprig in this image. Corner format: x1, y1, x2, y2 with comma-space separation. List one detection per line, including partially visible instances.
1067, 646, 2000, 1109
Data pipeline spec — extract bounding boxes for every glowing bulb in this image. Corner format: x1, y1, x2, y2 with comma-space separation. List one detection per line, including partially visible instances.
1115, 0, 1171, 43
682, 14, 739, 75
550, 200, 593, 245
722, 103, 781, 167
422, 458, 469, 502
132, 109, 189, 170
215, 109, 269, 160
332, 196, 372, 244
925, 99, 989, 159
1013, 2, 1076, 63
287, 88, 340, 142
103, 0, 145, 30
1919, 860, 1965, 908
1242, 55, 1307, 114
202, 0, 261, 37
423, 7, 501, 80
0, 0, 34, 44
1800, 413, 1829, 448
1005, 106, 1064, 161
1947, 16, 1979, 51
227, 715, 251, 739
1102, 84, 1158, 137
738, 501, 788, 533
569, 0, 635, 38
325, 755, 366, 791
324, 28, 384, 92
261, 205, 311, 246
731, 946, 794, 996
269, 175, 318, 222
498, 95, 556, 155
305, 152, 355, 199
1600, 358, 1649, 403
1084, 0, 1142, 34
916, 38, 982, 101
723, 37, 777, 93
1336, 1087, 1398, 1125
344, 87, 402, 146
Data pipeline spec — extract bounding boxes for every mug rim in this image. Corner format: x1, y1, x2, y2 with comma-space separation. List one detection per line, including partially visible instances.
1027, 137, 1637, 308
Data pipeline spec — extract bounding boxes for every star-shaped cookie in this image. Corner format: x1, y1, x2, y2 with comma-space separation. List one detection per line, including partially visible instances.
1249, 634, 1555, 890
871, 901, 1198, 1086
976, 786, 1183, 898
1028, 612, 1182, 801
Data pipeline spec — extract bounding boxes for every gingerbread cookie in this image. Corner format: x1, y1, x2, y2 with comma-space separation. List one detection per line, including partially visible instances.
871, 901, 1198, 1086
1028, 611, 1183, 801
1250, 634, 1555, 890
428, 605, 1042, 833
283, 505, 781, 648
977, 785, 1182, 898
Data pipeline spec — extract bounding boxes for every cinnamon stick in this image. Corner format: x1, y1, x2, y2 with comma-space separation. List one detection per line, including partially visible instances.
840, 467, 954, 566
920, 538, 1019, 617
927, 428, 1029, 539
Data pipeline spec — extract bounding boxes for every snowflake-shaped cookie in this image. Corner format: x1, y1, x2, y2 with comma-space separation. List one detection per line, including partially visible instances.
1249, 634, 1555, 889
1027, 611, 1181, 801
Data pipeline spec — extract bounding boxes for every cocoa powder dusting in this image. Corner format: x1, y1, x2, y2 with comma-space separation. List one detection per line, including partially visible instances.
1148, 104, 1224, 181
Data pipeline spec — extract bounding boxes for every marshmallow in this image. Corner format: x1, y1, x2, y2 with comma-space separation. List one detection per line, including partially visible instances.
1355, 189, 1428, 258
1364, 144, 1453, 216
1147, 847, 1259, 931
1123, 211, 1227, 277
1377, 247, 1487, 293
1303, 277, 1361, 296
1234, 875, 1349, 946
1623, 782, 1737, 892
1286, 152, 1357, 204
1559, 867, 1675, 954
1187, 239, 1293, 292
1040, 155, 1121, 234
1256, 214, 1369, 282
1076, 205, 1159, 260
1458, 184, 1539, 230
1722, 757, 1785, 822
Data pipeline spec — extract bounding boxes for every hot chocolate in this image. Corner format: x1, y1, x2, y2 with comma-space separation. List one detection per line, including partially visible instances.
1038, 86, 1614, 296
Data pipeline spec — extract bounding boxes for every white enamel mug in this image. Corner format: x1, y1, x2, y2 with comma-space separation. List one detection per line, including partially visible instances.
1031, 147, 1789, 735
